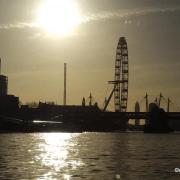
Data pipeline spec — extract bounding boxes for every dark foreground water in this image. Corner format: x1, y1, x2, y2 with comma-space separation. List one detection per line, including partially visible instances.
0, 132, 180, 180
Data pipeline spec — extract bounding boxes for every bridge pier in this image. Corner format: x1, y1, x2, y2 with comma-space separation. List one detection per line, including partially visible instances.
144, 103, 173, 133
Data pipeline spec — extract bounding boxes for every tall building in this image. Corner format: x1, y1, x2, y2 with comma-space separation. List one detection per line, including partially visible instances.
0, 59, 19, 116
135, 101, 140, 126
0, 75, 8, 96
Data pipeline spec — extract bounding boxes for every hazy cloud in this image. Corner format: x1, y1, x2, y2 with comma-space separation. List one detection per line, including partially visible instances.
0, 22, 37, 30
81, 6, 180, 23
0, 6, 179, 30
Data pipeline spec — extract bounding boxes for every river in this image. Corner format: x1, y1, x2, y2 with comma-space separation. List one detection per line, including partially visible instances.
0, 132, 180, 179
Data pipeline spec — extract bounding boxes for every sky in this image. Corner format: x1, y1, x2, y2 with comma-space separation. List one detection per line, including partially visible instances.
0, 0, 180, 111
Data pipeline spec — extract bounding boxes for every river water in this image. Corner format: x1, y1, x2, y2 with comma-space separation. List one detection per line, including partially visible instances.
0, 132, 180, 180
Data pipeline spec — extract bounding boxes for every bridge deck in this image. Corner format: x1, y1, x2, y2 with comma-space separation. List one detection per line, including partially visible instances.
108, 112, 180, 120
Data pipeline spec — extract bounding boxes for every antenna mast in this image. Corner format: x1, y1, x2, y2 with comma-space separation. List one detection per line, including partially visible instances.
0, 58, 1, 74
63, 63, 67, 105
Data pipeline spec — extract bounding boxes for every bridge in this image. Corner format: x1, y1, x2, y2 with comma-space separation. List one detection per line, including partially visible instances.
126, 112, 180, 120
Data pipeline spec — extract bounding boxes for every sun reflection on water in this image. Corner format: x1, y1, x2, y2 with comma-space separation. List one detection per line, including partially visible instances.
36, 133, 83, 179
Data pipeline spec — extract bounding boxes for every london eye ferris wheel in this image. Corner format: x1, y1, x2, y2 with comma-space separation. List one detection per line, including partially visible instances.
103, 37, 129, 112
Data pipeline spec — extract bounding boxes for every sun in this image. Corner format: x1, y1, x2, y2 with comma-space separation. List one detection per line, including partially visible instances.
37, 0, 81, 37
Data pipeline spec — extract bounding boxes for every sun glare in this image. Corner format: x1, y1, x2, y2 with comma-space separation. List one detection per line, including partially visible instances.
37, 0, 81, 37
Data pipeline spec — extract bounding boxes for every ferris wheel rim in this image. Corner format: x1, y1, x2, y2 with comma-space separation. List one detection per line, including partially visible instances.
114, 37, 129, 112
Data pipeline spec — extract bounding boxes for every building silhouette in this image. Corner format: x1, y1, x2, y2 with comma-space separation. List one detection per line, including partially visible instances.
0, 60, 19, 116
0, 75, 8, 96
135, 101, 140, 126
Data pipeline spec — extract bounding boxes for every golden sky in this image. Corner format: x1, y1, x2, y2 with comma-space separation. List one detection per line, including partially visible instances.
0, 0, 180, 111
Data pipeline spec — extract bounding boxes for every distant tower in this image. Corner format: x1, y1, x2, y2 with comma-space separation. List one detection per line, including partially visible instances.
158, 93, 163, 107
145, 93, 149, 112
82, 97, 85, 106
167, 98, 170, 112
63, 63, 67, 105
135, 101, 140, 126
89, 93, 92, 106
0, 58, 8, 96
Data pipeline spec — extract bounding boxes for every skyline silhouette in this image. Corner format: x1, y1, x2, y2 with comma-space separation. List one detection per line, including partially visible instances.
0, 0, 179, 111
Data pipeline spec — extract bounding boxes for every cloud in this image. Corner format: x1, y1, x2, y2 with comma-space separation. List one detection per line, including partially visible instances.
0, 22, 38, 30
0, 23, 38, 30
81, 6, 180, 23
0, 6, 179, 31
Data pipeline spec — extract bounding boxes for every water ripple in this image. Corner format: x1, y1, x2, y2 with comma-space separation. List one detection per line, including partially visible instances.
0, 133, 180, 179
